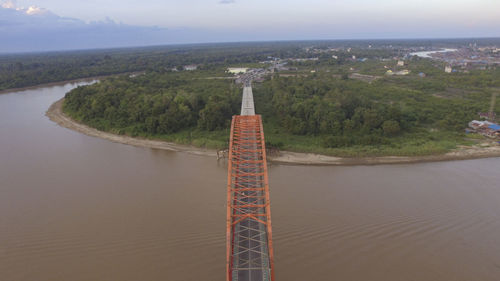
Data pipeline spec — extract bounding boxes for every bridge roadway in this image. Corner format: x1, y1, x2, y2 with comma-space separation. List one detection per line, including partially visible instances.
240, 86, 256, 116
226, 84, 275, 281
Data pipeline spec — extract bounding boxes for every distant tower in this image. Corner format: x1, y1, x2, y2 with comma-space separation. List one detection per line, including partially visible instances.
489, 92, 497, 121
480, 92, 498, 122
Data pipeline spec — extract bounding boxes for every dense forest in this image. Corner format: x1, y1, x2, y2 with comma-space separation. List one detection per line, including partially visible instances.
0, 42, 312, 91
63, 52, 500, 156
64, 70, 241, 138
4, 39, 499, 156
254, 72, 494, 155
4, 38, 499, 91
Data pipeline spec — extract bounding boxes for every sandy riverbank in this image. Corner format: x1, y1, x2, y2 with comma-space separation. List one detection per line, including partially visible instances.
47, 98, 500, 166
46, 98, 217, 157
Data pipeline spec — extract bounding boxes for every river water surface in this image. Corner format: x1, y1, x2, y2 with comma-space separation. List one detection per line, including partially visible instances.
409, 48, 458, 58
1, 82, 500, 281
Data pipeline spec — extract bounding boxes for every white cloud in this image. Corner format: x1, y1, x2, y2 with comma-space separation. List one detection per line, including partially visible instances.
25, 6, 50, 15
219, 0, 235, 4
0, 2, 202, 53
1, 0, 16, 9
2, 0, 52, 17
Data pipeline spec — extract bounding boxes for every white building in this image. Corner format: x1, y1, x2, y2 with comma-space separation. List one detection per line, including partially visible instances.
184, 65, 198, 71
227, 68, 248, 74
445, 66, 452, 73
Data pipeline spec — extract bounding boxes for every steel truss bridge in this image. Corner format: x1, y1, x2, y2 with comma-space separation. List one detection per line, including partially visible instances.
226, 86, 275, 281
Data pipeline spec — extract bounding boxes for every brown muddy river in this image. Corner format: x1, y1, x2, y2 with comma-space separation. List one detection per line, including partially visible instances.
1, 82, 500, 281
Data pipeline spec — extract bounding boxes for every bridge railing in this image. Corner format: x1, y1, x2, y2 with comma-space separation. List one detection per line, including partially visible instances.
226, 115, 275, 281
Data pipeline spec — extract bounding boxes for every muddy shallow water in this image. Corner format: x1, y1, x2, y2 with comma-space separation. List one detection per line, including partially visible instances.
1, 82, 500, 281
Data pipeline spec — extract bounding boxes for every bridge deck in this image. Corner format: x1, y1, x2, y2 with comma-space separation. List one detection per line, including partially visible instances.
240, 86, 255, 116
226, 115, 274, 281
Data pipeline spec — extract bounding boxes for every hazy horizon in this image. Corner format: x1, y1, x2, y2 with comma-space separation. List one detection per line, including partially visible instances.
2, 0, 500, 53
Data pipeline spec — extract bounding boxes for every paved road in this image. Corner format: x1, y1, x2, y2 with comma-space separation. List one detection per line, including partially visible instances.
241, 86, 255, 116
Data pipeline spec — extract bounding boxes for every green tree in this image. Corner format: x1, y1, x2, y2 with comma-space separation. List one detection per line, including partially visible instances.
382, 120, 401, 136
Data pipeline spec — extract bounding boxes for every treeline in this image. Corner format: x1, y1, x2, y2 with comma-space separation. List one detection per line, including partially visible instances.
0, 42, 312, 91
253, 73, 484, 148
63, 71, 241, 136
3, 38, 500, 92
56, 41, 500, 155
64, 65, 492, 152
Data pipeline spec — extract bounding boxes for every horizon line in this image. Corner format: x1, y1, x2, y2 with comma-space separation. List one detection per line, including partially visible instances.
2, 36, 500, 56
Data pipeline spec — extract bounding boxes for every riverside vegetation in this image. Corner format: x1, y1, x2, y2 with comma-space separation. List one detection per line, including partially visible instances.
2, 38, 492, 91
3, 40, 499, 157
0, 42, 313, 91
62, 45, 500, 157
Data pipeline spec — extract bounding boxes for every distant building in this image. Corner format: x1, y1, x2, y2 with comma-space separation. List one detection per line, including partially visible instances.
418, 72, 426, 78
469, 120, 492, 129
397, 60, 405, 66
184, 65, 198, 71
479, 113, 489, 119
386, 70, 410, 76
227, 68, 249, 74
445, 66, 452, 73
289, 58, 318, 62
469, 120, 500, 138
479, 112, 497, 120
395, 70, 410, 75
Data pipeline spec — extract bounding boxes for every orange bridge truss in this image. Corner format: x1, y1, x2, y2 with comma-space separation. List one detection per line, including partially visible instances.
226, 115, 275, 281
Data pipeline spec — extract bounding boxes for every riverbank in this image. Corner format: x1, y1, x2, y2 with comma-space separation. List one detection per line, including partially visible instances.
0, 72, 143, 95
47, 98, 500, 165
1, 77, 101, 95
46, 98, 216, 157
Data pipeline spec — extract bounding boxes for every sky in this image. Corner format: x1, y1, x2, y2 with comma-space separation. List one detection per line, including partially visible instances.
1, 0, 500, 53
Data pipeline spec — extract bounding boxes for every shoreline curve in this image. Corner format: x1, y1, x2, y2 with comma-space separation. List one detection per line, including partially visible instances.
47, 98, 500, 166
1, 72, 143, 95
46, 98, 217, 158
